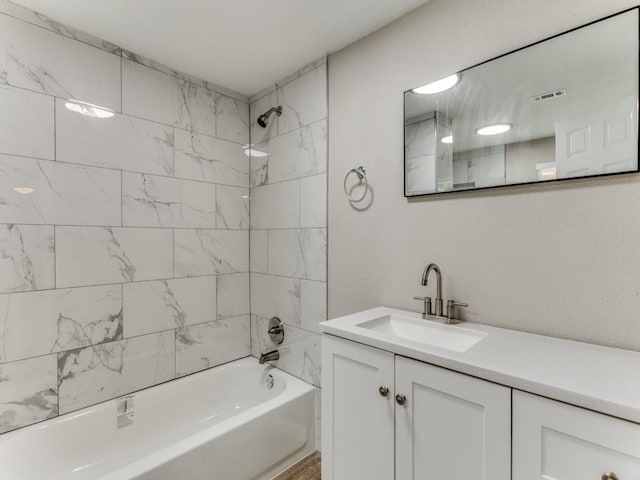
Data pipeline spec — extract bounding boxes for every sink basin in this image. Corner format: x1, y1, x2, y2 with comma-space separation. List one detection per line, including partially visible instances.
356, 315, 486, 352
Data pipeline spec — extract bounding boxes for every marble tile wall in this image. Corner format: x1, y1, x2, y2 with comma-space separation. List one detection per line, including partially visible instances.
0, 1, 250, 434
249, 59, 328, 389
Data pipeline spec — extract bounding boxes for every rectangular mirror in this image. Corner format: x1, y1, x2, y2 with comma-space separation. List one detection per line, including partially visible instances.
404, 8, 639, 196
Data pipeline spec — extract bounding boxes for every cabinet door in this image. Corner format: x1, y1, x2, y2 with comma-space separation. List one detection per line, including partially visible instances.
513, 390, 640, 480
395, 356, 511, 480
321, 335, 395, 480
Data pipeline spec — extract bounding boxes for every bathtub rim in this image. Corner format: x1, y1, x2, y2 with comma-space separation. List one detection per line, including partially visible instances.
0, 356, 317, 480
96, 357, 316, 480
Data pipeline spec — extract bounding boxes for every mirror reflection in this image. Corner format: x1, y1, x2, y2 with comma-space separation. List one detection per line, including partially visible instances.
404, 8, 639, 196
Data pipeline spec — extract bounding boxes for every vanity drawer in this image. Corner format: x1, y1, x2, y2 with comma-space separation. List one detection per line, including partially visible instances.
513, 391, 640, 479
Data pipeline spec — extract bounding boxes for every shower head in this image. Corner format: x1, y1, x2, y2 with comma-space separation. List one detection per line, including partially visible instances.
257, 106, 282, 128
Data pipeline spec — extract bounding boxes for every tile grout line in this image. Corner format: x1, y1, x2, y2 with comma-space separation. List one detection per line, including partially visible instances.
0, 149, 251, 189
0, 222, 250, 231
120, 54, 123, 113
0, 272, 251, 297
1, 82, 248, 145
0, 312, 251, 368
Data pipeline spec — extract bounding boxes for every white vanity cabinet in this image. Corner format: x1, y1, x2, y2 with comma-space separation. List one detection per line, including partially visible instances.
513, 391, 640, 480
321, 335, 395, 480
395, 356, 511, 480
322, 335, 511, 480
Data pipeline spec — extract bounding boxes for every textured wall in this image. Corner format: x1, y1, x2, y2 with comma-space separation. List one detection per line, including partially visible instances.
0, 0, 250, 433
328, 0, 640, 351
248, 60, 328, 388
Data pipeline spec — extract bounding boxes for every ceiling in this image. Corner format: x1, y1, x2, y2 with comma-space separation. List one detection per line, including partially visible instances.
11, 0, 430, 97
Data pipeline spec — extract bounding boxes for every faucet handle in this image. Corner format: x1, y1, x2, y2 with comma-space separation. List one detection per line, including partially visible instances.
413, 296, 432, 318
446, 300, 468, 323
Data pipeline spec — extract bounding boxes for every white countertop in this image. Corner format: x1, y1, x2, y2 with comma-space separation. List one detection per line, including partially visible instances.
320, 306, 640, 424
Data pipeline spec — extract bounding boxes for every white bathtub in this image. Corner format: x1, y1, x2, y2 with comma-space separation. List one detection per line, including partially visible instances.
0, 357, 316, 480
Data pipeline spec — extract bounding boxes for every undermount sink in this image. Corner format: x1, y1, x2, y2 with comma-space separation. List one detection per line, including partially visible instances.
356, 315, 486, 352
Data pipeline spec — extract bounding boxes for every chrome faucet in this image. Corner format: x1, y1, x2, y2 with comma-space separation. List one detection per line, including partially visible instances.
414, 263, 468, 324
259, 349, 280, 364
421, 263, 443, 316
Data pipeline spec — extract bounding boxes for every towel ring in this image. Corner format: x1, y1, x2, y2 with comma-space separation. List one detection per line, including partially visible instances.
344, 166, 368, 203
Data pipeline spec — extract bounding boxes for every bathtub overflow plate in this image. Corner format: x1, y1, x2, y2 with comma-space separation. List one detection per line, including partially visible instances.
268, 317, 285, 345
266, 374, 274, 389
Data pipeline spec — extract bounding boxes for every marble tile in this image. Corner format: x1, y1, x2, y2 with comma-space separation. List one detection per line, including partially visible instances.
302, 228, 327, 282
250, 180, 300, 229
176, 315, 250, 377
122, 60, 216, 136
58, 330, 175, 413
301, 280, 327, 333
174, 128, 249, 187
121, 51, 248, 103
0, 14, 120, 109
217, 273, 249, 319
0, 84, 53, 160
268, 229, 326, 281
251, 315, 320, 387
216, 185, 249, 229
174, 229, 248, 277
253, 120, 327, 185
122, 172, 216, 229
215, 93, 249, 144
56, 99, 174, 176
249, 149, 269, 188
300, 174, 327, 228
0, 224, 53, 294
405, 154, 436, 194
250, 230, 268, 274
268, 229, 304, 278
121, 50, 206, 89
250, 90, 278, 144
123, 276, 216, 338
0, 154, 121, 226
56, 227, 173, 288
405, 118, 435, 159
0, 355, 58, 434
0, 285, 123, 363
250, 273, 300, 327
0, 0, 122, 55
274, 56, 326, 90
250, 84, 276, 106
278, 65, 327, 136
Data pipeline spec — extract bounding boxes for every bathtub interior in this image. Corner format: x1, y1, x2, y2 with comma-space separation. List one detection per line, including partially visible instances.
0, 357, 316, 480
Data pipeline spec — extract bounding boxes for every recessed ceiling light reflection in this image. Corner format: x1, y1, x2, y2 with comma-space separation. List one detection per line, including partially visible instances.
441, 135, 453, 144
14, 187, 34, 194
412, 74, 459, 95
243, 147, 269, 158
64, 100, 114, 119
475, 124, 512, 136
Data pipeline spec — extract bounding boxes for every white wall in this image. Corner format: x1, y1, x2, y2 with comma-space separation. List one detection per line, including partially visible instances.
328, 0, 640, 351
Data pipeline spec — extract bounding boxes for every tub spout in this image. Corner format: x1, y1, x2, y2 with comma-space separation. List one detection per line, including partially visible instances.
259, 349, 279, 364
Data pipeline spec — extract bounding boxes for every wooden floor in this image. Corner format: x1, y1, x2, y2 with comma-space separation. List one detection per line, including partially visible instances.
272, 451, 321, 480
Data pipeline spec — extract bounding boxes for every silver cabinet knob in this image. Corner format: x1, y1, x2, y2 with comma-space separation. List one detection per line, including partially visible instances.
602, 473, 619, 480
379, 386, 389, 397
395, 394, 407, 406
